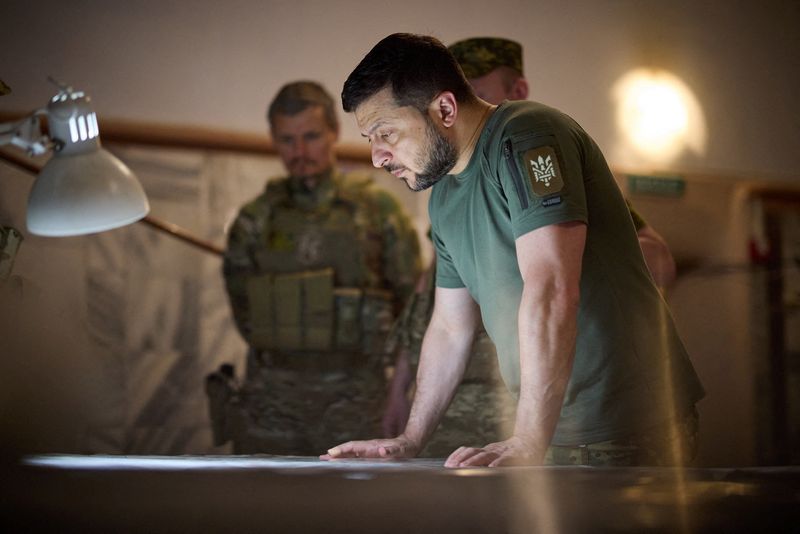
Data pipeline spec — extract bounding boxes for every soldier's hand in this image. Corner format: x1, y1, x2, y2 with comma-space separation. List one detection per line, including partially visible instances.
320, 435, 419, 460
444, 436, 545, 468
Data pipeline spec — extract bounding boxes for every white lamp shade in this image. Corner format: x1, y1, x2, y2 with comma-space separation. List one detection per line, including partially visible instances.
26, 148, 150, 236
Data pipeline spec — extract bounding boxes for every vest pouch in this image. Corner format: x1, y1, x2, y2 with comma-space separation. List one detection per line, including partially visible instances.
360, 289, 395, 356
246, 273, 275, 350
273, 269, 334, 351
247, 269, 335, 352
334, 288, 362, 350
300, 268, 335, 351
272, 272, 302, 350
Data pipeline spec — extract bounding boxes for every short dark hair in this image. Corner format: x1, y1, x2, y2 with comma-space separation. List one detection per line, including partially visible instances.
342, 33, 475, 113
268, 81, 339, 132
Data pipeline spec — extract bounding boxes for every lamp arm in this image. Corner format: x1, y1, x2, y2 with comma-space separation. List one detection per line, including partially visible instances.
0, 149, 222, 256
0, 110, 51, 156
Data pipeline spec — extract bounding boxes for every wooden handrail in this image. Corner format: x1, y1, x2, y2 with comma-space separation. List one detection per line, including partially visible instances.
5, 110, 800, 184
139, 215, 224, 256
5, 112, 800, 259
0, 112, 372, 161
0, 113, 372, 257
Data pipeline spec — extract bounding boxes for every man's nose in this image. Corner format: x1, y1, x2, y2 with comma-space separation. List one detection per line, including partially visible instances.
371, 145, 391, 169
293, 139, 308, 158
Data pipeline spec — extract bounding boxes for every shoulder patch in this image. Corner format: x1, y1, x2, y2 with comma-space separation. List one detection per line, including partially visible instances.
523, 146, 564, 197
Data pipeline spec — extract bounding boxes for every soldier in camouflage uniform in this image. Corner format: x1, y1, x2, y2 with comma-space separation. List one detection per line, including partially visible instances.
209, 81, 421, 455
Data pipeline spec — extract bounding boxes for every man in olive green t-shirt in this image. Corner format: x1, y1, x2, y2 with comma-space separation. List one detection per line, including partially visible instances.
324, 33, 704, 467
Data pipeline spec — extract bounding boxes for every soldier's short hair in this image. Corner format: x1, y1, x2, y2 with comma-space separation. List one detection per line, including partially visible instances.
448, 37, 524, 80
342, 33, 476, 114
268, 81, 339, 132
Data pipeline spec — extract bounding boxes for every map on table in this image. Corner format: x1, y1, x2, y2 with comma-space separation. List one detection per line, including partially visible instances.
22, 454, 449, 474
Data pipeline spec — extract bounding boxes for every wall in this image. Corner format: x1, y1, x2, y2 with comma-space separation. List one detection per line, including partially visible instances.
1, 0, 798, 178
1, 149, 261, 456
622, 177, 761, 466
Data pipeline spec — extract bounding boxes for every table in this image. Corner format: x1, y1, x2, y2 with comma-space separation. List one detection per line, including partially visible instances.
2, 455, 798, 533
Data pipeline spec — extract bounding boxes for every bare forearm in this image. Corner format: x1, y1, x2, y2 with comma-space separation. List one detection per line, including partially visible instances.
513, 282, 579, 462
403, 321, 474, 448
438, 222, 586, 468
325, 316, 475, 462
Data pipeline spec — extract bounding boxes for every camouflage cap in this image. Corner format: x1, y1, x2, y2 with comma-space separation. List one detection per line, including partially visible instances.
448, 37, 523, 79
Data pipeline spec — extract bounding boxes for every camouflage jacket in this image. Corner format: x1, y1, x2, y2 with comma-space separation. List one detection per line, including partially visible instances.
223, 169, 421, 353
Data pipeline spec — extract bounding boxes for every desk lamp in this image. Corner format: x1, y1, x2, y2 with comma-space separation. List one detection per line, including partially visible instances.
0, 79, 149, 236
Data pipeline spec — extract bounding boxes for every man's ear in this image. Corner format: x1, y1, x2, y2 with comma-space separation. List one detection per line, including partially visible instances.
429, 91, 458, 128
510, 77, 529, 100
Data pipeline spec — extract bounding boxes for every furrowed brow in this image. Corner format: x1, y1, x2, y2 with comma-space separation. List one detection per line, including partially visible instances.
364, 120, 388, 137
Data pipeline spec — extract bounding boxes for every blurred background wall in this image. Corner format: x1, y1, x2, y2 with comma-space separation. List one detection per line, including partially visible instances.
1, 0, 798, 466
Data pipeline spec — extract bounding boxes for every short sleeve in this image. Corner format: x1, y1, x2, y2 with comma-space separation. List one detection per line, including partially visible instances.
500, 116, 589, 240
431, 229, 465, 288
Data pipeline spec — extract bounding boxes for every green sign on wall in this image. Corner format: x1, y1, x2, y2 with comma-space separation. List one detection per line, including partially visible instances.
627, 174, 686, 197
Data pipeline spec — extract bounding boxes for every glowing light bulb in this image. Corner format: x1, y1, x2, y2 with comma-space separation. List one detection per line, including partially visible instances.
612, 69, 705, 165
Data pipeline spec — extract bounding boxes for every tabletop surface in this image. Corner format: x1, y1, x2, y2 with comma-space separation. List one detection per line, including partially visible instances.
4, 454, 800, 533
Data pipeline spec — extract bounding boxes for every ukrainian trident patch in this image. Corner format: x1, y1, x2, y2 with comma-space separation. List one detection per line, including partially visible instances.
523, 146, 564, 197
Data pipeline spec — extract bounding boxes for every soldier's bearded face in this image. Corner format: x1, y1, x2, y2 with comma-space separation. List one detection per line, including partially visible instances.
409, 116, 458, 191
356, 87, 457, 192
272, 106, 338, 180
